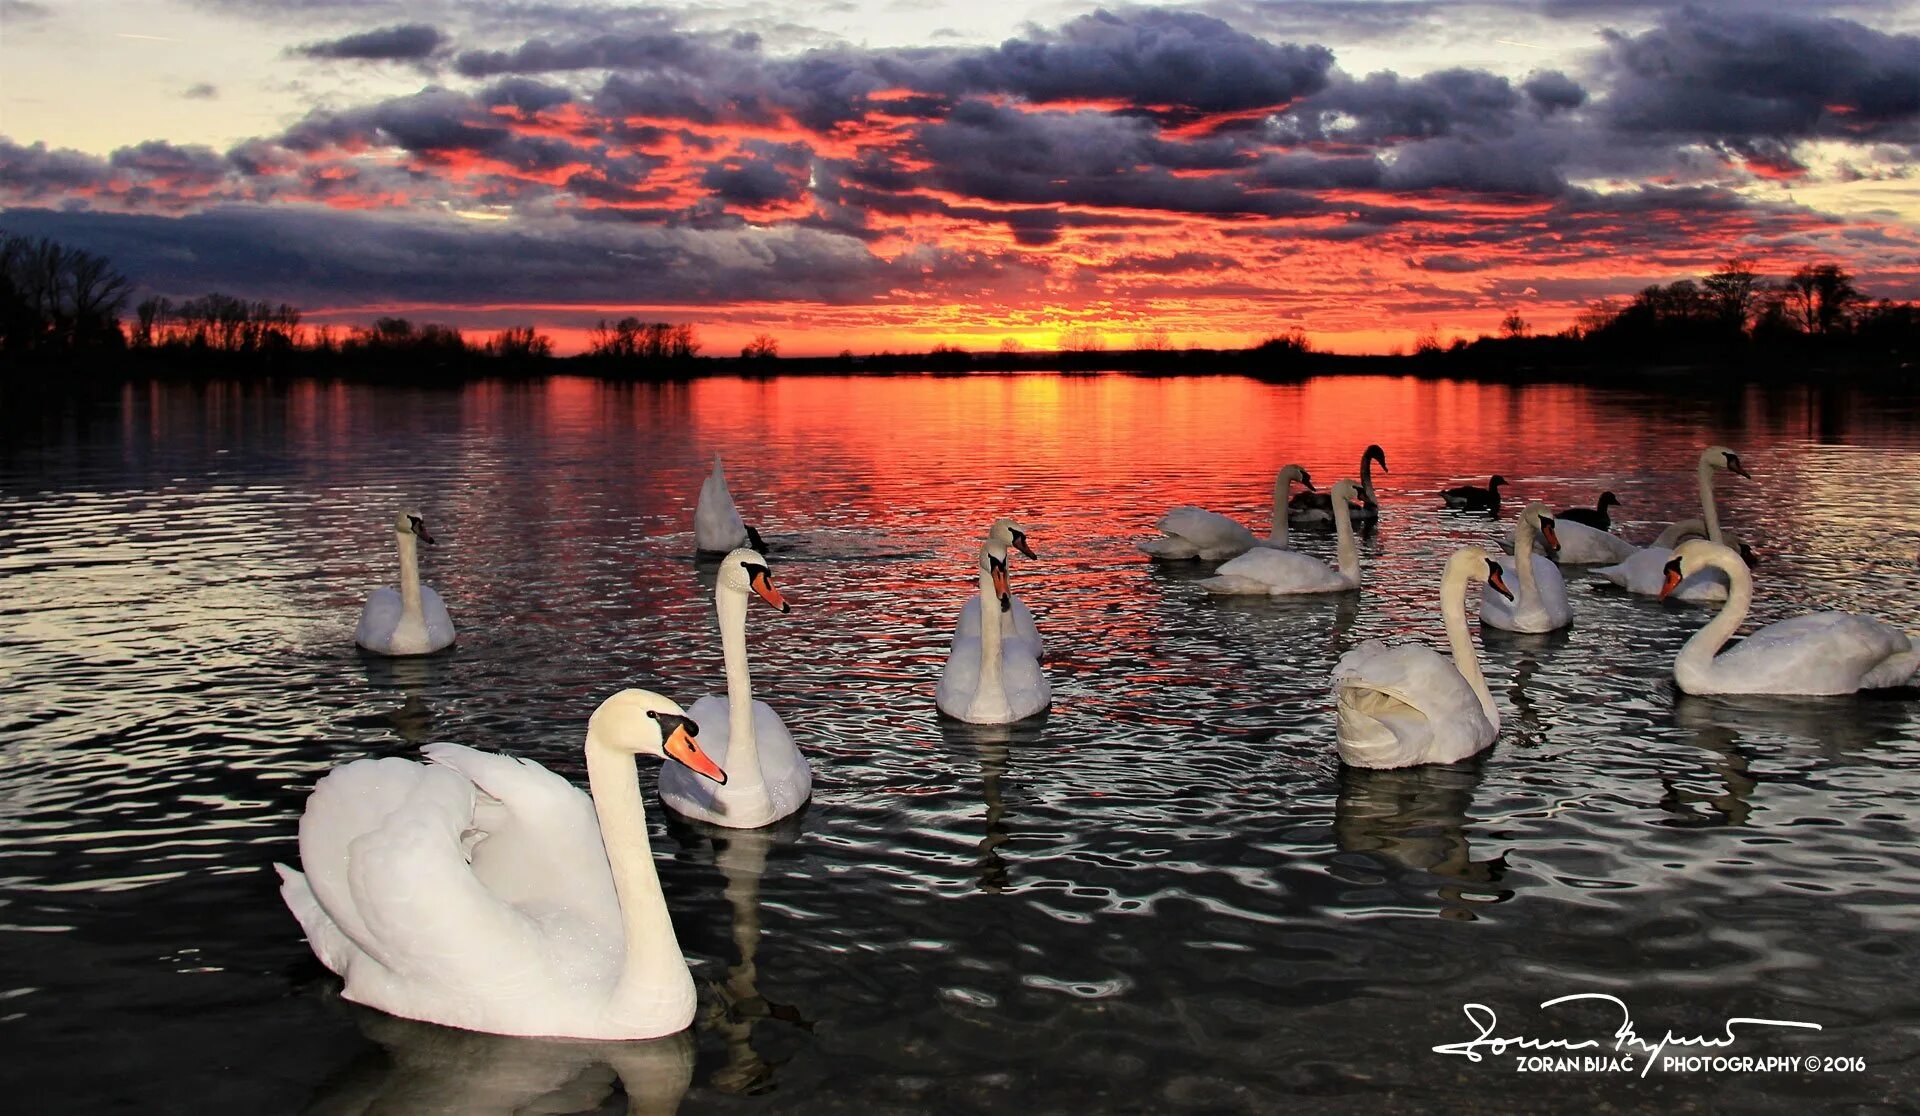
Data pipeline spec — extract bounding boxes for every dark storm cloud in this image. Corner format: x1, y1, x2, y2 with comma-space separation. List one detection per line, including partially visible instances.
1600, 9, 1920, 142
0, 139, 113, 197
0, 203, 1019, 307
700, 143, 812, 206
936, 9, 1333, 112
454, 28, 742, 77
297, 23, 445, 61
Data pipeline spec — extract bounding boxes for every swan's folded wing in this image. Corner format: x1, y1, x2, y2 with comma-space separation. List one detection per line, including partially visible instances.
300, 756, 441, 959
1727, 613, 1917, 691
1333, 641, 1487, 768
695, 459, 746, 546
1156, 506, 1251, 549
1549, 520, 1633, 565
422, 744, 617, 924
1204, 547, 1339, 593
356, 586, 403, 647
346, 763, 552, 1000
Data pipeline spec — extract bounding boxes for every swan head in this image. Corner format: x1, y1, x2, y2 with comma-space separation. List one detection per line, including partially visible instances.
1522, 501, 1560, 557
988, 518, 1036, 560
587, 689, 727, 784
391, 510, 434, 545
1450, 545, 1514, 601
1363, 444, 1388, 473
1279, 464, 1315, 492
1597, 490, 1621, 511
1702, 445, 1752, 479
718, 549, 789, 613
1488, 475, 1509, 491
1331, 478, 1362, 506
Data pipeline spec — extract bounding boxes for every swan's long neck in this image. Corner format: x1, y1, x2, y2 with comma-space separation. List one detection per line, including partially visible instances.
1358, 454, 1377, 505
1697, 460, 1723, 544
1514, 515, 1538, 600
396, 531, 424, 622
971, 547, 1008, 715
717, 584, 768, 808
1268, 476, 1290, 548
1442, 557, 1498, 729
584, 737, 686, 1011
1332, 493, 1359, 583
1676, 548, 1751, 680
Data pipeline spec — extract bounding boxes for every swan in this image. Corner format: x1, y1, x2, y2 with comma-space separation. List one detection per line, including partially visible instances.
275, 688, 729, 1039
658, 549, 811, 829
953, 518, 1043, 661
1441, 474, 1507, 512
938, 522, 1050, 723
1558, 491, 1621, 530
1200, 479, 1363, 595
356, 510, 456, 656
1594, 446, 1751, 601
1331, 547, 1514, 769
696, 454, 766, 555
1483, 502, 1571, 632
1291, 445, 1386, 526
1140, 465, 1315, 560
1661, 540, 1919, 695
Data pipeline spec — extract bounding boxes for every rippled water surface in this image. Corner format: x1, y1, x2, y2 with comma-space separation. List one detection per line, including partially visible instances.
3, 373, 1919, 1113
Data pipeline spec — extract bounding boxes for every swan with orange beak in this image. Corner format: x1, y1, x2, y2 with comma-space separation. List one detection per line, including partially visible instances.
939, 521, 1050, 724
953, 518, 1044, 661
1482, 501, 1573, 632
658, 549, 811, 828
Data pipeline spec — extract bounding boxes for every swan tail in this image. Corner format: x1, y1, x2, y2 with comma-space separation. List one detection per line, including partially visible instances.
1139, 536, 1199, 559
276, 863, 360, 977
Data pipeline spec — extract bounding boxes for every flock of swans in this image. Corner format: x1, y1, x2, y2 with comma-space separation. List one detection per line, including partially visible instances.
282, 444, 1917, 1043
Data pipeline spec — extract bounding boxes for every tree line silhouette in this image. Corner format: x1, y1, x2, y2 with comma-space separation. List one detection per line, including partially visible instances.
4, 231, 1915, 383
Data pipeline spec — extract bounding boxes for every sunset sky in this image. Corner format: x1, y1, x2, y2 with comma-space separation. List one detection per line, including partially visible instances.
3, 0, 1918, 355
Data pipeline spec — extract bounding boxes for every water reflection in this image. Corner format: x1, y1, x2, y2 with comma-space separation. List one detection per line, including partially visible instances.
671, 816, 812, 1096
936, 716, 1049, 893
1333, 759, 1511, 919
358, 655, 439, 747
305, 1008, 694, 1116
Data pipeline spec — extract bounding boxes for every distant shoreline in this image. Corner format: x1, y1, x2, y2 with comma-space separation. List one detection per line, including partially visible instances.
3, 341, 1914, 391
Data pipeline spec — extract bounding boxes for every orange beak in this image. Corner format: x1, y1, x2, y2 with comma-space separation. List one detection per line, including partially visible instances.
1658, 560, 1684, 601
1485, 561, 1515, 601
991, 563, 1010, 607
1540, 518, 1560, 555
749, 568, 789, 613
663, 719, 726, 784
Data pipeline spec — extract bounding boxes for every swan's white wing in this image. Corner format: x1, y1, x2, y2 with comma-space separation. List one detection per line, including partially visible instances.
1594, 546, 1727, 601
419, 585, 457, 650
421, 744, 616, 927
343, 764, 557, 1010
1153, 506, 1255, 558
998, 645, 1052, 721
1709, 614, 1918, 694
1201, 547, 1347, 594
298, 756, 442, 961
695, 459, 747, 551
356, 587, 404, 650
1539, 520, 1633, 565
1332, 641, 1493, 768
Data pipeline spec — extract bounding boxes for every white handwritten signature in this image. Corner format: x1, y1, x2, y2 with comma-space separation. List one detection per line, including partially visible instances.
1432, 994, 1822, 1078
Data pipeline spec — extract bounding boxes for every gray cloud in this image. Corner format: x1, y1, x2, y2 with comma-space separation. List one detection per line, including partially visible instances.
297, 23, 445, 61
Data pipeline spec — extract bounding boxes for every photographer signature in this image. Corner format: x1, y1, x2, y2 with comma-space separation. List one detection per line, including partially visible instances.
1433, 993, 1821, 1077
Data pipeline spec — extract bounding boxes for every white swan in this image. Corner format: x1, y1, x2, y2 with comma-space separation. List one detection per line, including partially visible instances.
356, 510, 456, 656
1200, 478, 1363, 595
1661, 540, 1919, 695
954, 518, 1044, 661
1332, 547, 1514, 769
696, 455, 765, 555
1140, 465, 1314, 560
658, 549, 811, 829
276, 689, 729, 1039
938, 522, 1050, 724
1512, 492, 1627, 565
1483, 501, 1571, 632
1291, 445, 1385, 526
1595, 446, 1751, 602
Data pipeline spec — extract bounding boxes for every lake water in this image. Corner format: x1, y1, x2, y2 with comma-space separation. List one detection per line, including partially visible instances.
3, 373, 1918, 1113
